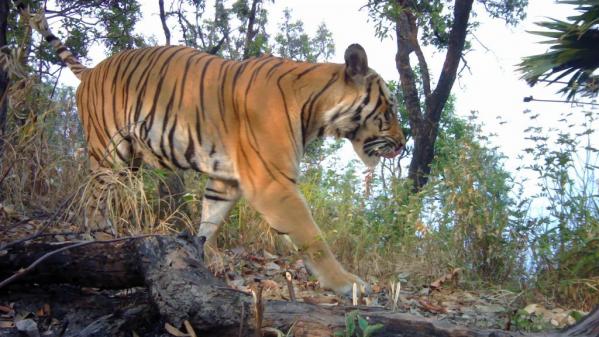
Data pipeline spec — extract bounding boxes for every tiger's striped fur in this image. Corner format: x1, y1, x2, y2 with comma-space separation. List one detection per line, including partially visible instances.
20, 4, 405, 295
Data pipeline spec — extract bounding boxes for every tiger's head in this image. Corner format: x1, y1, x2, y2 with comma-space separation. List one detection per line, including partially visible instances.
324, 44, 406, 168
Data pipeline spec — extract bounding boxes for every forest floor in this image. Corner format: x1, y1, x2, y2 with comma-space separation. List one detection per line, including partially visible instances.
0, 214, 587, 336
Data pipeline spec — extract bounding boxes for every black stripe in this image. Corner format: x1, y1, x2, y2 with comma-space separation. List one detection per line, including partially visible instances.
134, 47, 172, 91
110, 52, 130, 138
143, 48, 185, 133
364, 95, 383, 123
160, 83, 178, 158
184, 126, 196, 165
296, 64, 320, 79
242, 57, 275, 146
300, 93, 316, 146
205, 187, 223, 194
177, 54, 196, 110
195, 106, 203, 145
276, 67, 300, 156
122, 49, 153, 120
218, 61, 233, 133
203, 194, 230, 202
198, 56, 216, 123
45, 35, 58, 43
168, 116, 186, 169
266, 60, 285, 80
302, 73, 339, 146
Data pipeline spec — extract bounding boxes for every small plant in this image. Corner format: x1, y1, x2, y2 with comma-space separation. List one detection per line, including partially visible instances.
334, 311, 384, 337
511, 309, 554, 332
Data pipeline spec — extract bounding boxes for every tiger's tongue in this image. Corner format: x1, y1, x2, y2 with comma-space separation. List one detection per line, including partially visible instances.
382, 149, 401, 158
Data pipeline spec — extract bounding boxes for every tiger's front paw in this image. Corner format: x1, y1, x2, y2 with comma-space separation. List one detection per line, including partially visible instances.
321, 271, 371, 298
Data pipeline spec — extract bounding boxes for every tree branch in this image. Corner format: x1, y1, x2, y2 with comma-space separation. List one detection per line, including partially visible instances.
394, 4, 424, 137
242, 0, 260, 60
428, 0, 474, 121
158, 0, 171, 45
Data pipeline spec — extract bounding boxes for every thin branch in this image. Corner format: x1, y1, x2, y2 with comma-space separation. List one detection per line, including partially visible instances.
458, 54, 472, 77
428, 0, 474, 120
413, 43, 431, 100
49, 66, 62, 99
0, 193, 75, 251
208, 36, 227, 55
471, 32, 490, 52
43, 0, 107, 17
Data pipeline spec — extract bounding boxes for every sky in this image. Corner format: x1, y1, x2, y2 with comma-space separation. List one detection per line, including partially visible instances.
57, 0, 597, 198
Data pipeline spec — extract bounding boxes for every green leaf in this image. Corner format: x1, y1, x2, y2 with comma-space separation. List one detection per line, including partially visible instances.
182, 192, 196, 203
346, 311, 358, 336
364, 323, 384, 337
358, 316, 368, 333
570, 310, 585, 322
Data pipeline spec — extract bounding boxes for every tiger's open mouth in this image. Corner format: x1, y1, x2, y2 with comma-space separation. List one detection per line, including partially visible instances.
363, 136, 403, 158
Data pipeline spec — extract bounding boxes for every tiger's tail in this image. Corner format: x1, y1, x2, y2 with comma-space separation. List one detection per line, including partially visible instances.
15, 1, 88, 79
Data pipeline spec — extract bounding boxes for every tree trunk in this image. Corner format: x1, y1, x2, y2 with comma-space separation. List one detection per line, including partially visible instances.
1, 235, 596, 337
394, 0, 474, 191
408, 130, 437, 190
242, 0, 260, 60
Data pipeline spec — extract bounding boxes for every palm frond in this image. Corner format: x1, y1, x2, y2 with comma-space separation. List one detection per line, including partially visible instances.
518, 0, 599, 100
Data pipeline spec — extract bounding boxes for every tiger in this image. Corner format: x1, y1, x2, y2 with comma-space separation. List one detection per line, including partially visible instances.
17, 3, 405, 296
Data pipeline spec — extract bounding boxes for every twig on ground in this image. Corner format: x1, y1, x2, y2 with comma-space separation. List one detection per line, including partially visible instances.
285, 271, 296, 302
183, 320, 197, 337
0, 193, 75, 251
239, 301, 246, 337
252, 284, 264, 337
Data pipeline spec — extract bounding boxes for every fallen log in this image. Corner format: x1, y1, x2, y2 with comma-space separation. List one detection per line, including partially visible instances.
1, 234, 597, 337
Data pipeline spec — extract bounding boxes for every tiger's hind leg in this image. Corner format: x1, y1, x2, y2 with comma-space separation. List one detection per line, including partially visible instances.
197, 178, 240, 262
198, 178, 241, 247
82, 139, 138, 239
83, 164, 117, 239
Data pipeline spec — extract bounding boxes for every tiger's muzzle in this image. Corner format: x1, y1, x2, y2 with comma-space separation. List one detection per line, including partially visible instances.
363, 136, 404, 159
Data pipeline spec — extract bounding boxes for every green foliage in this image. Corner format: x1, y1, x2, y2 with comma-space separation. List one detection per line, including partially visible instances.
430, 111, 526, 282
511, 309, 554, 332
166, 0, 272, 59
273, 8, 335, 62
98, 1, 147, 54
334, 311, 384, 337
521, 107, 599, 308
365, 0, 527, 47
519, 0, 599, 100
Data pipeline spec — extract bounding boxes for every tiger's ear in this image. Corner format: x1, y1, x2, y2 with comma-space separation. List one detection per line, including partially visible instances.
344, 44, 368, 83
